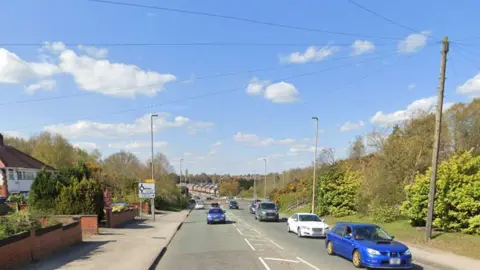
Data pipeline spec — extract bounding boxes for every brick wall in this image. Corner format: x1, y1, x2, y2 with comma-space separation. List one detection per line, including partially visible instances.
109, 209, 137, 228
77, 215, 98, 238
0, 221, 82, 269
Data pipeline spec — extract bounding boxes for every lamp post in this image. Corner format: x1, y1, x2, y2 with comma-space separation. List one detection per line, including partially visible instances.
252, 170, 257, 199
311, 116, 319, 214
150, 114, 158, 221
263, 158, 267, 199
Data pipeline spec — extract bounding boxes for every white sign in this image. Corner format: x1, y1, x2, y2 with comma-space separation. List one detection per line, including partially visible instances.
139, 183, 156, 198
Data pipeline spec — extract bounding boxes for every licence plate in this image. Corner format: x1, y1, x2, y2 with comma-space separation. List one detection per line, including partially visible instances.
389, 258, 401, 265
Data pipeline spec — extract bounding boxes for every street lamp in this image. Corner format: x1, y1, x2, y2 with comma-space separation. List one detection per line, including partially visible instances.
263, 158, 267, 199
252, 170, 257, 199
150, 114, 158, 221
311, 116, 319, 214
180, 158, 184, 185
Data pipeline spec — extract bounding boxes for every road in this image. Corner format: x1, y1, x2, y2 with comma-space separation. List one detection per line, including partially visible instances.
156, 200, 447, 270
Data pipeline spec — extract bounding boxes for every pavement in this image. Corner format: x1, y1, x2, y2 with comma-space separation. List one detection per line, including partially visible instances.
22, 209, 191, 270
156, 200, 477, 270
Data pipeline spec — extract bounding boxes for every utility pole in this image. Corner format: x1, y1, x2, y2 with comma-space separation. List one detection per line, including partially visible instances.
311, 117, 319, 214
150, 114, 158, 221
253, 170, 257, 199
263, 158, 267, 199
426, 36, 449, 242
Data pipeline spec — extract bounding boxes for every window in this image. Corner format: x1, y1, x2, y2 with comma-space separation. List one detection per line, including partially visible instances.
299, 214, 321, 222
353, 226, 392, 241
17, 171, 24, 180
345, 226, 353, 237
260, 203, 276, 210
24, 171, 35, 180
333, 225, 346, 236
8, 169, 14, 180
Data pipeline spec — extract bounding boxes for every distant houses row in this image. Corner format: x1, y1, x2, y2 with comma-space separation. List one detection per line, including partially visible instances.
185, 183, 218, 195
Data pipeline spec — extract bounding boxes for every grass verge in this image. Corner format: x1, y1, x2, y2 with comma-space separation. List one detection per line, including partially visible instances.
323, 214, 480, 260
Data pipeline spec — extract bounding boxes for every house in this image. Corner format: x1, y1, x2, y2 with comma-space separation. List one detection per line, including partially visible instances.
0, 133, 56, 197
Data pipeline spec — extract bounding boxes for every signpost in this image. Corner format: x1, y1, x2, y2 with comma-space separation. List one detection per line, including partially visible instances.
139, 183, 156, 199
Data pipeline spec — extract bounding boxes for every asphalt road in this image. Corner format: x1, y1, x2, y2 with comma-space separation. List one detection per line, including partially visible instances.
156, 200, 446, 270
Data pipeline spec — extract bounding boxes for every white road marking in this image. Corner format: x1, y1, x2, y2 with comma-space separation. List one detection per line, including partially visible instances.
258, 257, 271, 270
252, 228, 262, 235
236, 228, 243, 236
232, 223, 236, 227
267, 239, 284, 250
296, 257, 320, 270
263, 257, 300, 263
244, 238, 256, 251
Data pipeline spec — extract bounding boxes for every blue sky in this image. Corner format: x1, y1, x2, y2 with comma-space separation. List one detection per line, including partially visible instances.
1, 0, 480, 174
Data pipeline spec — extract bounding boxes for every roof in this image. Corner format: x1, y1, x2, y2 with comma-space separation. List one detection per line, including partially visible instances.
296, 213, 318, 216
336, 222, 378, 227
0, 134, 55, 170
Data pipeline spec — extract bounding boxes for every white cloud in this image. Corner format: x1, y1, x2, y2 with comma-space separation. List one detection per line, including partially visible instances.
73, 142, 98, 150
351, 40, 375, 56
188, 121, 215, 135
246, 77, 270, 96
0, 48, 60, 84
408, 83, 416, 89
212, 141, 222, 147
340, 120, 365, 132
370, 96, 454, 126
77, 45, 108, 59
289, 143, 315, 153
208, 149, 217, 155
398, 31, 430, 54
283, 45, 339, 64
2, 131, 27, 139
108, 140, 167, 149
25, 79, 56, 93
264, 82, 299, 103
184, 152, 192, 156
457, 72, 480, 97
44, 112, 211, 139
233, 132, 296, 147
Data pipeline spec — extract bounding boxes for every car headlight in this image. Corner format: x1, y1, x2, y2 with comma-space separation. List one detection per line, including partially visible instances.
404, 249, 411, 255
261, 211, 266, 214
301, 226, 310, 230
367, 248, 381, 255
220, 214, 225, 218
207, 214, 212, 218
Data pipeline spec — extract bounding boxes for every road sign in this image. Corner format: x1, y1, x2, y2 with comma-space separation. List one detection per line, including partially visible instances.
144, 179, 155, 183
139, 183, 156, 198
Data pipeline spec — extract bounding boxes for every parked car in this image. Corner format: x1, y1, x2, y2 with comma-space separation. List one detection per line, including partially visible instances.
206, 207, 227, 224
229, 200, 239, 209
255, 201, 279, 222
249, 199, 261, 214
287, 213, 329, 238
210, 202, 220, 208
325, 222, 412, 269
195, 201, 205, 210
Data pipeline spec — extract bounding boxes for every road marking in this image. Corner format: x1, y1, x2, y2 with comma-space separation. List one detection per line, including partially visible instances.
263, 257, 300, 263
267, 239, 284, 250
232, 223, 236, 227
236, 228, 243, 236
244, 238, 256, 251
296, 257, 320, 270
252, 228, 262, 235
258, 257, 271, 270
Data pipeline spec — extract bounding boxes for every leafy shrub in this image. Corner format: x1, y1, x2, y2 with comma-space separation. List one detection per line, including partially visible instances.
370, 204, 401, 223
28, 170, 63, 213
56, 178, 104, 218
7, 193, 26, 204
0, 211, 41, 239
402, 151, 480, 234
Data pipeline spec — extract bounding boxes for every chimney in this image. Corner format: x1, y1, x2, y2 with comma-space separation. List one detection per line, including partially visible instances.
0, 133, 4, 146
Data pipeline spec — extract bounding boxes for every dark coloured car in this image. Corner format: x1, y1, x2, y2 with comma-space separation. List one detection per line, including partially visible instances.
229, 200, 239, 209
211, 202, 220, 208
325, 222, 412, 269
255, 201, 279, 222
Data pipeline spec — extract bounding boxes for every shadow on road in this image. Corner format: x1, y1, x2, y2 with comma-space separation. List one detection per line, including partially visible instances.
22, 240, 113, 270
115, 219, 154, 229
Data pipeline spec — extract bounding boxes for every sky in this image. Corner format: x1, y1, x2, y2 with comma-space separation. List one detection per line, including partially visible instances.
1, 0, 480, 175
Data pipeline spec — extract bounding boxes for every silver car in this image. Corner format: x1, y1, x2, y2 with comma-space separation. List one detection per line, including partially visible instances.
255, 201, 279, 222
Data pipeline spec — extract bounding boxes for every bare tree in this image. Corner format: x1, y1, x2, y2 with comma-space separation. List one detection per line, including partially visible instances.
317, 148, 336, 166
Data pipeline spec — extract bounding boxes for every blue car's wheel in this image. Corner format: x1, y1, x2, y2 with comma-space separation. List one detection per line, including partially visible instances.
326, 241, 335, 255
352, 249, 363, 268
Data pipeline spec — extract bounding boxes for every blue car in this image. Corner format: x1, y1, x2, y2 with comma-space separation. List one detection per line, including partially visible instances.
206, 207, 227, 224
325, 223, 412, 269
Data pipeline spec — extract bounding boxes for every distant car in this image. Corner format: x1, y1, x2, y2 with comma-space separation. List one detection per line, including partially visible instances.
229, 201, 239, 209
206, 197, 213, 201
195, 201, 205, 210
325, 223, 412, 269
255, 201, 279, 222
189, 199, 196, 205
287, 213, 329, 238
249, 199, 261, 214
206, 207, 226, 224
210, 202, 220, 208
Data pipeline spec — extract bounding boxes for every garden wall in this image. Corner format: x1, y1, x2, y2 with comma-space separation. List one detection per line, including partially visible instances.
0, 221, 82, 269
109, 209, 137, 228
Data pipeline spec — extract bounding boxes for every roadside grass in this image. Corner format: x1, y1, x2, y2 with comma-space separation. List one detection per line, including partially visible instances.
281, 204, 311, 216
323, 214, 480, 260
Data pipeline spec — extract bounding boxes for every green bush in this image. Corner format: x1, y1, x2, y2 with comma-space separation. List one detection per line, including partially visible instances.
402, 151, 480, 234
7, 193, 26, 204
370, 204, 401, 223
0, 211, 41, 239
28, 170, 63, 213
56, 178, 104, 219
316, 164, 362, 217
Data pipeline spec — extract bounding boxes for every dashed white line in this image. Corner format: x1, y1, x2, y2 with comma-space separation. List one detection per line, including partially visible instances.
244, 238, 256, 251
267, 239, 284, 250
263, 257, 300, 263
236, 228, 243, 236
252, 228, 262, 235
258, 257, 271, 270
296, 257, 320, 270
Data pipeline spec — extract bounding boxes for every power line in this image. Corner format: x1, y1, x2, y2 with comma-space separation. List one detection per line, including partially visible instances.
88, 0, 405, 41
5, 51, 398, 133
345, 0, 424, 35
0, 49, 399, 107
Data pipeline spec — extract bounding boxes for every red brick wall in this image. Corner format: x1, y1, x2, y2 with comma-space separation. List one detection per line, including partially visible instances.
79, 216, 98, 238
133, 202, 150, 214
109, 209, 137, 228
0, 221, 82, 269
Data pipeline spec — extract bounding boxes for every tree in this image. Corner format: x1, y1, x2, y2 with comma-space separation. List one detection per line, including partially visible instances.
102, 151, 143, 180
349, 136, 366, 159
28, 170, 65, 213
317, 148, 336, 166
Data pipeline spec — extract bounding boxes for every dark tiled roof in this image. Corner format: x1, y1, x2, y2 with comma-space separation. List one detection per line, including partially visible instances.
0, 145, 55, 170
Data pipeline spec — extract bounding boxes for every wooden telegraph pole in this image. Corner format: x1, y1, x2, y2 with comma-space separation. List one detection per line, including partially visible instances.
425, 36, 449, 241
